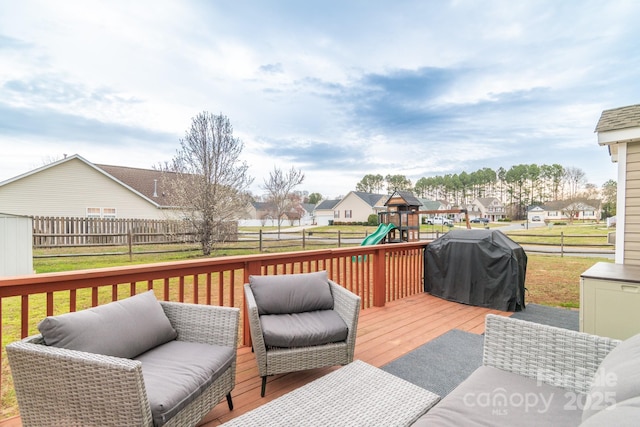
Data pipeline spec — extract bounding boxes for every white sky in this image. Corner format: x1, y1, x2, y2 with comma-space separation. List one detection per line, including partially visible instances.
0, 0, 637, 198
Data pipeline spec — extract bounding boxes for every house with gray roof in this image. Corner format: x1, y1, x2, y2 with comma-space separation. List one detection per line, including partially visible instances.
0, 154, 176, 219
315, 191, 386, 225
314, 198, 342, 226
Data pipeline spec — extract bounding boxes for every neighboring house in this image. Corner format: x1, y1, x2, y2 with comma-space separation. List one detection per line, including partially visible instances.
528, 200, 602, 223
300, 203, 316, 225
313, 191, 387, 225
469, 197, 506, 222
240, 201, 315, 227
314, 199, 341, 226
0, 155, 176, 220
331, 191, 387, 223
240, 201, 275, 226
596, 104, 640, 265
417, 198, 455, 222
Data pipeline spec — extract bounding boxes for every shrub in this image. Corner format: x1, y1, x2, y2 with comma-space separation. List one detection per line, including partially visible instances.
367, 214, 379, 226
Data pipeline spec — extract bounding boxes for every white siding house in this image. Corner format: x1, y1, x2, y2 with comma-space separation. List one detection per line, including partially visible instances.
0, 155, 174, 220
331, 192, 387, 223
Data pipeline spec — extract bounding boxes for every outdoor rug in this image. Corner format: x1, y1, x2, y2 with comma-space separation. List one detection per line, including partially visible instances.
381, 329, 484, 398
381, 304, 580, 398
511, 303, 579, 331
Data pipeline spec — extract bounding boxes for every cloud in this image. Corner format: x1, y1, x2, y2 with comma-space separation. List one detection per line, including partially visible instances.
0, 102, 176, 147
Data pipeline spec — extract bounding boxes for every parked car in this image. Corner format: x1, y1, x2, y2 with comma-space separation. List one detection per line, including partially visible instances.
532, 216, 542, 222
427, 216, 453, 226
470, 218, 490, 224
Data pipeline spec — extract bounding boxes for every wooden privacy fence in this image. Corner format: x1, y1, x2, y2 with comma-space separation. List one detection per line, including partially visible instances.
31, 216, 240, 247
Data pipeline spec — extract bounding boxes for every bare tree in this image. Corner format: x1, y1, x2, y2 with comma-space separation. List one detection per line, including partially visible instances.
263, 166, 305, 238
563, 166, 586, 200
162, 112, 253, 255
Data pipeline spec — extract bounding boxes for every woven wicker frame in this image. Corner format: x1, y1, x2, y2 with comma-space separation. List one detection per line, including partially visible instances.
7, 301, 240, 427
244, 280, 361, 394
483, 314, 621, 394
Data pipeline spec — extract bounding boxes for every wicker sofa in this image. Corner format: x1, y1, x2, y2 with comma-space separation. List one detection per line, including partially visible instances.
7, 291, 239, 427
414, 313, 640, 426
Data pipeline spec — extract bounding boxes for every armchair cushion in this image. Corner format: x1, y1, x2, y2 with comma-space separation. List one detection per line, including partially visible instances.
135, 340, 235, 426
37, 290, 177, 359
582, 332, 640, 422
249, 270, 334, 315
260, 310, 348, 348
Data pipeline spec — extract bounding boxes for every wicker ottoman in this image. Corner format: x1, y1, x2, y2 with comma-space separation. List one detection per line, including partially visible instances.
223, 360, 440, 426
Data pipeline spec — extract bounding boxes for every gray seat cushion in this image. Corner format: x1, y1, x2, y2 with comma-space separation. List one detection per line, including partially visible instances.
249, 271, 334, 315
413, 366, 583, 427
581, 332, 640, 422
580, 395, 640, 426
135, 340, 235, 426
260, 309, 348, 348
38, 290, 177, 358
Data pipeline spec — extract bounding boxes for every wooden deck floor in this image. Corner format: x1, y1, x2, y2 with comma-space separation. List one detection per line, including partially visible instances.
200, 293, 510, 426
0, 293, 510, 427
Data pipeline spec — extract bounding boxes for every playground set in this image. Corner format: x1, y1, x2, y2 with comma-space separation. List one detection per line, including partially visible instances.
361, 191, 470, 246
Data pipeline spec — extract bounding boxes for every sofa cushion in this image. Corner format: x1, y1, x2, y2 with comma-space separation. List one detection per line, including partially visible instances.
414, 366, 583, 427
249, 271, 334, 315
580, 395, 640, 427
38, 290, 177, 359
135, 340, 235, 426
260, 309, 348, 348
582, 332, 640, 422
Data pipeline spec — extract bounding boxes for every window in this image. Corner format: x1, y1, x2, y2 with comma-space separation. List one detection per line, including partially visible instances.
334, 210, 340, 218
87, 207, 101, 218
103, 208, 117, 218
345, 210, 352, 219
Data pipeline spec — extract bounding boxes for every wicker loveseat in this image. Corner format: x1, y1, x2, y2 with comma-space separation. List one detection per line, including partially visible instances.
244, 270, 361, 396
414, 314, 640, 426
7, 291, 239, 427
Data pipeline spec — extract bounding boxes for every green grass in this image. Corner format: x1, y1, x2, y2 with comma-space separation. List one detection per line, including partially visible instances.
505, 223, 612, 246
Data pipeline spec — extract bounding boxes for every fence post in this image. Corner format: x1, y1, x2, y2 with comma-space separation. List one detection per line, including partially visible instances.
259, 229, 263, 252
128, 230, 133, 261
302, 229, 306, 250
338, 230, 341, 247
561, 231, 564, 257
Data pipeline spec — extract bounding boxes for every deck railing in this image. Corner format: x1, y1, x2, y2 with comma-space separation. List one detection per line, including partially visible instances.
0, 241, 428, 421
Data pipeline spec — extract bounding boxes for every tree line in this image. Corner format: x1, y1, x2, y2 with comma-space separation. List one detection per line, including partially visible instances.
355, 165, 617, 219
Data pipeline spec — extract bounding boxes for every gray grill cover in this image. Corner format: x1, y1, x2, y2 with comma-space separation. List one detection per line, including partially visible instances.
424, 229, 526, 312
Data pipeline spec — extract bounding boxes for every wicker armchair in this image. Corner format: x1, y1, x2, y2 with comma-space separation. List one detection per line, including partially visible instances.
7, 301, 240, 427
244, 271, 361, 397
482, 313, 620, 393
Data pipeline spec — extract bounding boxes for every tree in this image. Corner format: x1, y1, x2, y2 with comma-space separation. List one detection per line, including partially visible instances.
263, 166, 305, 237
385, 174, 412, 193
163, 112, 253, 256
563, 166, 586, 200
356, 174, 384, 193
308, 192, 323, 204
601, 179, 617, 218
505, 164, 529, 220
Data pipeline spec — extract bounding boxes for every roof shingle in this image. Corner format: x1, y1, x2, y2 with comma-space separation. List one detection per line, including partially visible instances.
595, 104, 640, 133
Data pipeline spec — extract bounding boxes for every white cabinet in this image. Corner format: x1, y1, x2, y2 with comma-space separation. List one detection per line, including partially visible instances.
580, 262, 640, 340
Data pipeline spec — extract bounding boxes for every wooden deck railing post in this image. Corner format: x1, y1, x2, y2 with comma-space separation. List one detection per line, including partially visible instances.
373, 246, 387, 307
243, 260, 263, 346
